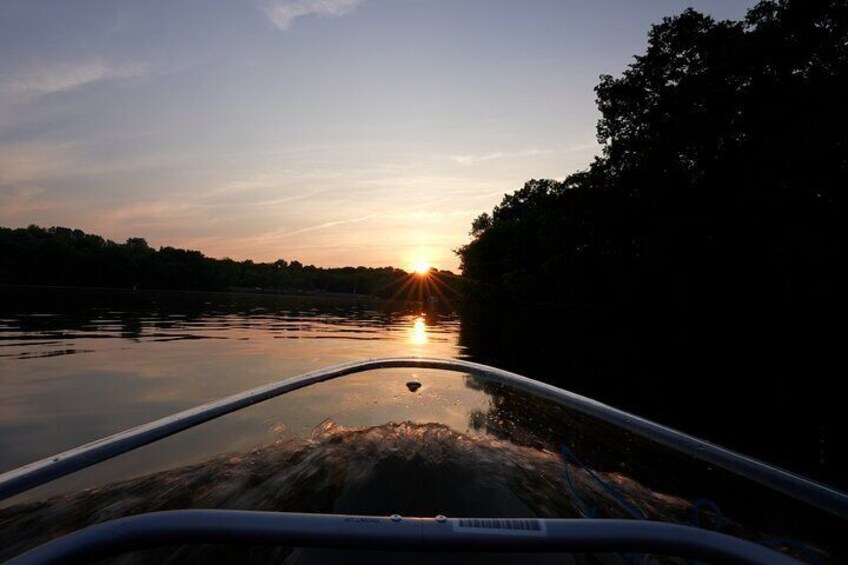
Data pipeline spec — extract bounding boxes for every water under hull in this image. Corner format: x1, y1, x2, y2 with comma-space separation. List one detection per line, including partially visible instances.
1, 357, 845, 563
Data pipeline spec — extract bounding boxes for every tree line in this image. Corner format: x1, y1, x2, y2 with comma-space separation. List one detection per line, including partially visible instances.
459, 0, 845, 313
0, 225, 419, 297
456, 0, 847, 485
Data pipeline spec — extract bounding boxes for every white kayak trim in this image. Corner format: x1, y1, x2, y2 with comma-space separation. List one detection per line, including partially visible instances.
0, 357, 846, 520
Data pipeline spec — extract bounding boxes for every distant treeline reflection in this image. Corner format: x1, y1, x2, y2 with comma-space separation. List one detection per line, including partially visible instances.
0, 225, 456, 298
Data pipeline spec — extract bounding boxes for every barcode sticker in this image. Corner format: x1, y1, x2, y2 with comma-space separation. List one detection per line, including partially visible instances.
452, 518, 547, 536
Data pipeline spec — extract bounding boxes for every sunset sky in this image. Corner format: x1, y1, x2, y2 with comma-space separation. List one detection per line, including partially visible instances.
1, 0, 756, 271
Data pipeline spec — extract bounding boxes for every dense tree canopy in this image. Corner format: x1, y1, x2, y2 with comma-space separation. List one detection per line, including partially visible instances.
0, 225, 423, 298
456, 0, 847, 484
458, 0, 846, 311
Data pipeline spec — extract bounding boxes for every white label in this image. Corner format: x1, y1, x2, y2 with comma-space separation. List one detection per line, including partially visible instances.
452, 518, 548, 536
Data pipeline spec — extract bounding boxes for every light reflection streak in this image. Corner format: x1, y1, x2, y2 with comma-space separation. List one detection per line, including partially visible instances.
409, 315, 428, 345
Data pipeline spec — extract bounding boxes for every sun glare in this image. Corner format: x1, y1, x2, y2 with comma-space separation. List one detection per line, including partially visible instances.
389, 255, 457, 308
410, 259, 431, 275
410, 315, 428, 345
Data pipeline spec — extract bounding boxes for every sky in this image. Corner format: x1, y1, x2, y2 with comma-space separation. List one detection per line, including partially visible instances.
1, 0, 758, 271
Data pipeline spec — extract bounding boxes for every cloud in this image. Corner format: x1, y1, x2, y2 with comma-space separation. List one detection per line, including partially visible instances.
1, 58, 148, 97
0, 186, 57, 222
0, 142, 74, 185
262, 0, 365, 30
449, 148, 553, 165
105, 201, 196, 224
275, 213, 377, 237
0, 140, 181, 189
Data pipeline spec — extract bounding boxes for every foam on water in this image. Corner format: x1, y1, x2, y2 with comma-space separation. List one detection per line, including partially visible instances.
0, 420, 697, 563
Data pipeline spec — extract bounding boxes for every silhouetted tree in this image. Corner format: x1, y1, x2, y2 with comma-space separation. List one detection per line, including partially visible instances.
457, 0, 847, 486
460, 0, 846, 310
0, 225, 450, 299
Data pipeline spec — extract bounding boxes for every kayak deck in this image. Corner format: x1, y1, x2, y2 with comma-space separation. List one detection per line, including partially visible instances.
1, 358, 845, 563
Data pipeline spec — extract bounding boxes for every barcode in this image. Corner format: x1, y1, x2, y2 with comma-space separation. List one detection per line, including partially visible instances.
456, 518, 543, 532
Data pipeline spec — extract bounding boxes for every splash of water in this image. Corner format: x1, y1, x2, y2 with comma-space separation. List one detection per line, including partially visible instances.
0, 421, 697, 563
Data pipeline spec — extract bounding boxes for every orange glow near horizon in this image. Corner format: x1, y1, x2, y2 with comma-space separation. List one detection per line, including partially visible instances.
410, 258, 431, 275
387, 265, 459, 310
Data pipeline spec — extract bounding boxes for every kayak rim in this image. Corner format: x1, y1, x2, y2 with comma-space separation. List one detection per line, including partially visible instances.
8, 510, 804, 565
0, 356, 846, 520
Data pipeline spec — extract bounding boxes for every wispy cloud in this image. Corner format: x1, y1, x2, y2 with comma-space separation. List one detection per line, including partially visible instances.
280, 213, 376, 236
0, 186, 57, 222
449, 148, 553, 165
0, 142, 74, 185
0, 140, 180, 188
1, 58, 148, 97
272, 192, 472, 239
105, 201, 196, 224
262, 0, 365, 31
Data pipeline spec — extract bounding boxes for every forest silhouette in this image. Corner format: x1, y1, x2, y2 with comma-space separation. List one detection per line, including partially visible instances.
0, 225, 431, 298
457, 0, 847, 486
459, 1, 844, 307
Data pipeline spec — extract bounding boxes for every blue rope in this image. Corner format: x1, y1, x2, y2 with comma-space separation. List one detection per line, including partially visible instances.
691, 498, 723, 532
560, 444, 646, 521
560, 445, 596, 518
560, 444, 647, 564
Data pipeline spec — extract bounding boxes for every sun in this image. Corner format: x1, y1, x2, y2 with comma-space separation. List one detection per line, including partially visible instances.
388, 256, 458, 307
410, 258, 431, 275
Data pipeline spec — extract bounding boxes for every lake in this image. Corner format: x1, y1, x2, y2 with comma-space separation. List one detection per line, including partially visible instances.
0, 286, 845, 563
1, 286, 844, 492
0, 287, 474, 490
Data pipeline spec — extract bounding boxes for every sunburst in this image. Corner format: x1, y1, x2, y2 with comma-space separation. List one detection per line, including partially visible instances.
410, 258, 431, 276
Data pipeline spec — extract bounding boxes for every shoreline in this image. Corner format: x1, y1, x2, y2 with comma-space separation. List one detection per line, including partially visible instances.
0, 283, 384, 301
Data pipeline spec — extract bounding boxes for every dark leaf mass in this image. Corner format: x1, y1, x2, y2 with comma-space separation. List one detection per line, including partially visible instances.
456, 0, 847, 486
0, 225, 439, 298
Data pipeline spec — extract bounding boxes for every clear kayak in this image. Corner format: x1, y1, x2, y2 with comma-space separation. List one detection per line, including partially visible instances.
0, 357, 845, 564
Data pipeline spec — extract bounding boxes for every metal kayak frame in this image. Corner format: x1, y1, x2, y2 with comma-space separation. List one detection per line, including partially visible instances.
2, 357, 846, 563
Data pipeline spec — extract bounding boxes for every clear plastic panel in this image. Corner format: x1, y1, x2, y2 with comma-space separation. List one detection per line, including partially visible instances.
1, 369, 844, 563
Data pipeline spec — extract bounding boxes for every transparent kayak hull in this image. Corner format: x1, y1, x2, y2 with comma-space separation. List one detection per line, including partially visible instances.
1, 358, 845, 563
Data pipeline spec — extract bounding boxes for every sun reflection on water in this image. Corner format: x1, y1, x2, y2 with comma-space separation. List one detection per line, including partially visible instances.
409, 315, 428, 345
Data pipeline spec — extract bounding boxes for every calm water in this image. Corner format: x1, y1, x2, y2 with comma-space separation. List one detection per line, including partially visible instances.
0, 288, 470, 481
1, 286, 844, 487
0, 287, 845, 563
0, 286, 843, 488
